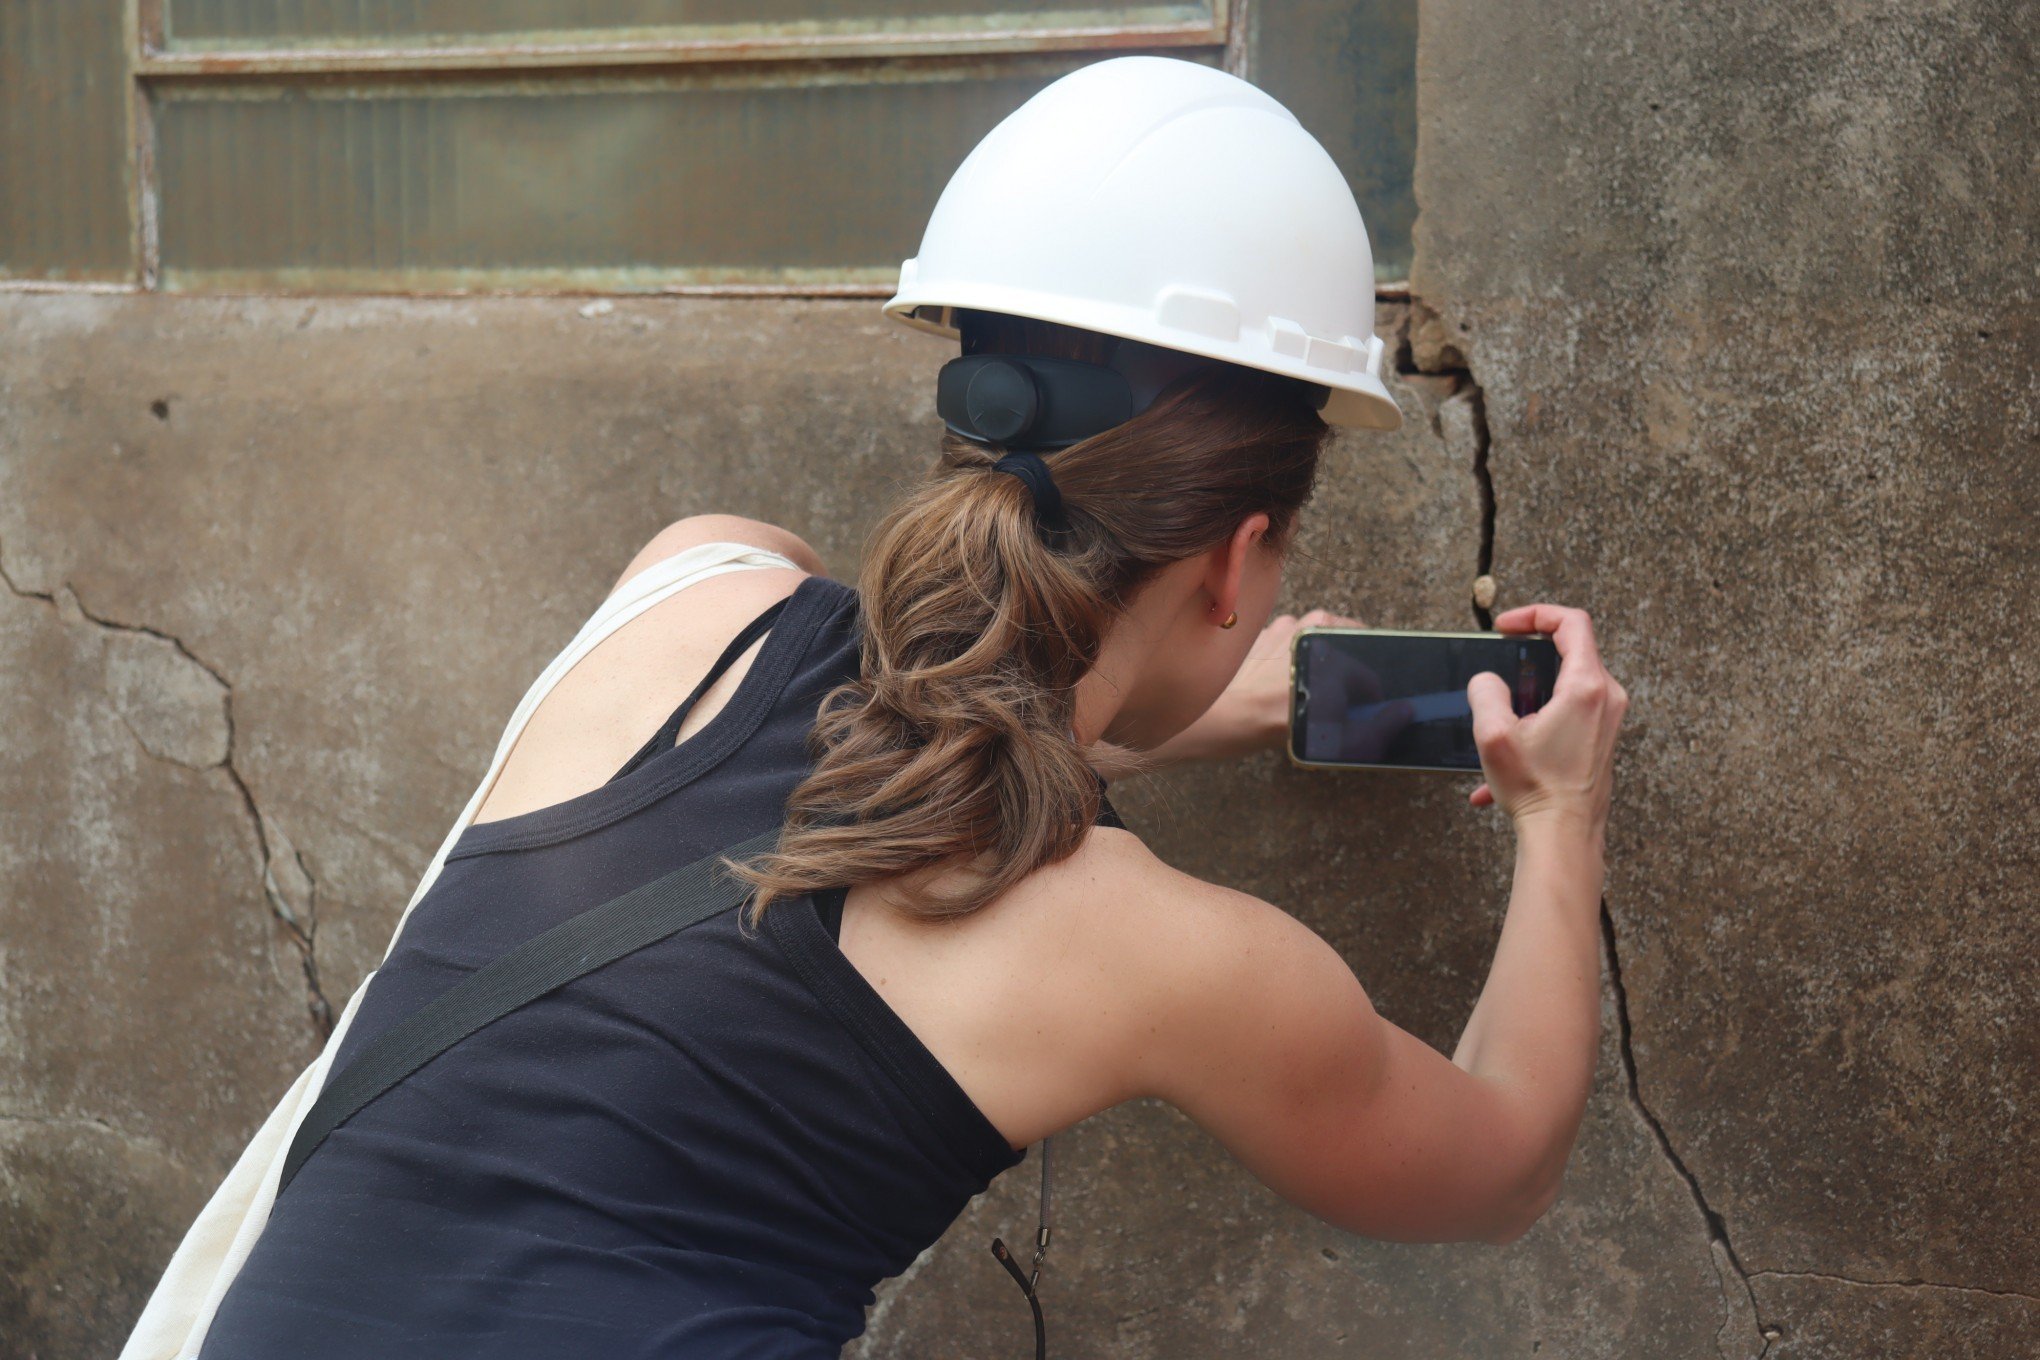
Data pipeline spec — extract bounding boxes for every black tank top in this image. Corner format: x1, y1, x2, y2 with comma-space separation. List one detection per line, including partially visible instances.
201, 572, 1124, 1359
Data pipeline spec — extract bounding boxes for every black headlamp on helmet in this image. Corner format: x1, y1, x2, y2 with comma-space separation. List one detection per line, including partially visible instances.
936, 323, 1330, 454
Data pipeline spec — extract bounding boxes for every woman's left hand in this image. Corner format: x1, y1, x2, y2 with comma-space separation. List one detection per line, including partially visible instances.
1160, 608, 1366, 762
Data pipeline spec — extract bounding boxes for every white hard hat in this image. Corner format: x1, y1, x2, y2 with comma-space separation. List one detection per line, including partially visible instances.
883, 55, 1402, 433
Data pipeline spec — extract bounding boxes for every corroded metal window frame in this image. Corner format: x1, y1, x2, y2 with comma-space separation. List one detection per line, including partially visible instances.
8, 0, 1240, 295
135, 1, 1234, 78
145, 57, 1200, 295
0, 3, 1462, 297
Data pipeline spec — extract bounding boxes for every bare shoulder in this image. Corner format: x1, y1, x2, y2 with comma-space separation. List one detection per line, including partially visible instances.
1029, 823, 1373, 1104
607, 513, 828, 597
852, 820, 1343, 1149
1062, 824, 1345, 1001
473, 517, 822, 825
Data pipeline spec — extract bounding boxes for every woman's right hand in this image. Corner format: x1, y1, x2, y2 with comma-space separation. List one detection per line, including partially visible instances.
1465, 604, 1627, 834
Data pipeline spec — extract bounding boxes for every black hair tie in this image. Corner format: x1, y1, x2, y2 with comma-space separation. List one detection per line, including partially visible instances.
992, 451, 1071, 540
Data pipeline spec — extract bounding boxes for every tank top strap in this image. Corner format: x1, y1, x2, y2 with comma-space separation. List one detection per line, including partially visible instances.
607, 593, 793, 784
1093, 769, 1126, 829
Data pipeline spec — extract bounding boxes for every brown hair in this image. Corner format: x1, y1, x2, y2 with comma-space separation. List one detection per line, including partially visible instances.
730, 312, 1333, 924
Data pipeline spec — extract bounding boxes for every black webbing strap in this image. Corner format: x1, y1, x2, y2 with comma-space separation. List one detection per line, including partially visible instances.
279, 828, 780, 1191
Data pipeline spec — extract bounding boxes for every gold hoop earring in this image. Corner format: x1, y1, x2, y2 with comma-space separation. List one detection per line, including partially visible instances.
1219, 610, 1238, 630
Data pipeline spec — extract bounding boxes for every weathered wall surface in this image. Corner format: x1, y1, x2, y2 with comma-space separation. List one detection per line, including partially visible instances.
1408, 0, 2038, 1353
2, 3, 2034, 1358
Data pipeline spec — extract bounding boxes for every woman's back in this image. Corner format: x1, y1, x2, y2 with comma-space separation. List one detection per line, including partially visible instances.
201, 566, 1110, 1359
196, 497, 1623, 1357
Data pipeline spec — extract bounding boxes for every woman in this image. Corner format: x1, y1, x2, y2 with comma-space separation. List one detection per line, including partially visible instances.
189, 58, 1624, 1360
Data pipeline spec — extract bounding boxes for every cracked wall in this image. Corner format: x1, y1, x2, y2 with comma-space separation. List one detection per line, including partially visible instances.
1413, 0, 2039, 1353
0, 557, 312, 1353
2, 3, 2036, 1355
0, 289, 1740, 1360
0, 559, 332, 1036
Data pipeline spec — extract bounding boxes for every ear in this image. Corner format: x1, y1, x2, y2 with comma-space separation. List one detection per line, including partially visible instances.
1203, 513, 1272, 624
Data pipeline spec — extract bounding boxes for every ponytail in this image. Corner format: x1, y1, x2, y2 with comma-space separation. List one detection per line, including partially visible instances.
730, 336, 1331, 925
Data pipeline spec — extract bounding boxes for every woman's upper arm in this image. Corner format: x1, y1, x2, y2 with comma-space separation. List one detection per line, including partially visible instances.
608, 514, 826, 596
1122, 868, 1558, 1244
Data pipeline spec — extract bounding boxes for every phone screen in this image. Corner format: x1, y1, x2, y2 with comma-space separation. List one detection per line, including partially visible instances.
1290, 630, 1560, 771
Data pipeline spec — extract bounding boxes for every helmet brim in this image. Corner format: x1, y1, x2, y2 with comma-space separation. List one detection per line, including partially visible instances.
884, 280, 1404, 433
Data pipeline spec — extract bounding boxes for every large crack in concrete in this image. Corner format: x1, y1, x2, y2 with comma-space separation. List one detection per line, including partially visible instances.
1402, 287, 1774, 1352
0, 542, 335, 1039
1392, 295, 1496, 628
1602, 905, 1775, 1357
1466, 386, 1495, 627
1406, 286, 2032, 1336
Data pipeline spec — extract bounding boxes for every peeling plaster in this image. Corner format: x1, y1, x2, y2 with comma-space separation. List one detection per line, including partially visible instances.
0, 541, 334, 1037
1396, 295, 1497, 628
849, 1241, 937, 1356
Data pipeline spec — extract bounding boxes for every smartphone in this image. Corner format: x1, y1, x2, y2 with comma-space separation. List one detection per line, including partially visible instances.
1288, 627, 1561, 772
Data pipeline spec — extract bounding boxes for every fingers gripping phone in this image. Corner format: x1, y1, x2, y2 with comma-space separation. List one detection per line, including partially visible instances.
1288, 628, 1561, 772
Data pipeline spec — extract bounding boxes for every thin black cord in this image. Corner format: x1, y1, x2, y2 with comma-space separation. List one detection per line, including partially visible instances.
987, 1132, 1052, 1360
989, 1238, 1047, 1360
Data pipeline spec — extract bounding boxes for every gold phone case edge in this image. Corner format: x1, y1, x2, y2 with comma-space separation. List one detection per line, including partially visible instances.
1284, 626, 1548, 775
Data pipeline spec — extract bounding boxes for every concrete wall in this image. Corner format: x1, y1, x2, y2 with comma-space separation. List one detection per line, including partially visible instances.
2, 2, 2034, 1356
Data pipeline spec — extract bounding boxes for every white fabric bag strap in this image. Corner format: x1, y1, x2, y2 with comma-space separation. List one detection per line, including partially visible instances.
382, 542, 802, 954
119, 541, 803, 1360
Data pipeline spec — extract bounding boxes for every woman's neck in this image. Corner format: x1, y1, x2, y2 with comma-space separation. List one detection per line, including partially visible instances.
1072, 570, 1185, 748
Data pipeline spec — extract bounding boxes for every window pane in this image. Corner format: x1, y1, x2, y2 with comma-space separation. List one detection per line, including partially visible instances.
153, 55, 1219, 291
0, 0, 132, 281
1251, 0, 1414, 282
163, 1, 1218, 47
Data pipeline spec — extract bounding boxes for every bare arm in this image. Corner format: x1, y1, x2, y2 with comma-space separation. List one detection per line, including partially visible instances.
1447, 815, 1606, 1230
1126, 835, 1599, 1239
1446, 604, 1626, 1212
1126, 604, 1625, 1244
1090, 608, 1361, 778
